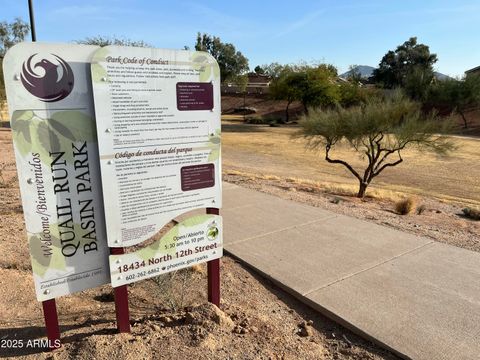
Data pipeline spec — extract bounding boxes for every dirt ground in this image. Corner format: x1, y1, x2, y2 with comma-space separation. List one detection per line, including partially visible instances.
0, 130, 399, 359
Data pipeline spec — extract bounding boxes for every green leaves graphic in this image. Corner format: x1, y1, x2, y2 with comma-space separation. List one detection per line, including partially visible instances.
137, 226, 179, 260
28, 231, 66, 278
37, 121, 61, 153
11, 110, 96, 165
190, 52, 220, 82
181, 215, 212, 227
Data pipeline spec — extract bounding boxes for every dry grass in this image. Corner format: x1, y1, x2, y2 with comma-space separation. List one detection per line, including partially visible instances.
225, 169, 403, 202
395, 197, 417, 215
222, 120, 480, 206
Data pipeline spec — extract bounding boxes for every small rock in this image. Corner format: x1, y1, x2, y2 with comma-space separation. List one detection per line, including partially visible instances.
233, 325, 247, 334
307, 320, 314, 326
250, 326, 258, 333
151, 324, 161, 331
436, 210, 442, 214
160, 316, 174, 324
297, 321, 313, 337
298, 326, 312, 337
240, 318, 249, 328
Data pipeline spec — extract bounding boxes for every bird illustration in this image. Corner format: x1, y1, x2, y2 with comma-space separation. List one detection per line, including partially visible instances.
21, 54, 74, 102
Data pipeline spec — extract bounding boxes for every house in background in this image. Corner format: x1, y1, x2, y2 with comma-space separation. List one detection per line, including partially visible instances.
465, 66, 480, 77
221, 73, 272, 95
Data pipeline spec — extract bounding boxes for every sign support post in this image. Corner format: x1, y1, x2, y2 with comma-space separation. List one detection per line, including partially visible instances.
110, 247, 131, 333
207, 207, 221, 307
42, 299, 60, 349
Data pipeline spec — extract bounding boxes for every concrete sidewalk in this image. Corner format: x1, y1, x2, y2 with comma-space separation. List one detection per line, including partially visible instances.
221, 182, 480, 360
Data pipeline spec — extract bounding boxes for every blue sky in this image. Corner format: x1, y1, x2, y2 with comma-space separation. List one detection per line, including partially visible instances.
2, 0, 479, 77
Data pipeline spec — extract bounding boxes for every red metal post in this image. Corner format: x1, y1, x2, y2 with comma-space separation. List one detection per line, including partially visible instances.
41, 299, 61, 350
206, 207, 221, 307
110, 247, 131, 333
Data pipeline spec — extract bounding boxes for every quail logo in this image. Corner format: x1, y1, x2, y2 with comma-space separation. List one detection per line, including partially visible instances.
21, 53, 74, 102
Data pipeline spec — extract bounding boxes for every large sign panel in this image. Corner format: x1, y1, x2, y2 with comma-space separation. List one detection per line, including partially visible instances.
3, 43, 110, 301
90, 46, 222, 248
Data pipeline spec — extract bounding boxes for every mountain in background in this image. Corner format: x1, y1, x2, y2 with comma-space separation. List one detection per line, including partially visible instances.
340, 65, 452, 81
433, 71, 453, 81
340, 65, 375, 79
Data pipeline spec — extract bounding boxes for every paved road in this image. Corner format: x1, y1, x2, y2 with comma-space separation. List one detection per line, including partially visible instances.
221, 182, 480, 360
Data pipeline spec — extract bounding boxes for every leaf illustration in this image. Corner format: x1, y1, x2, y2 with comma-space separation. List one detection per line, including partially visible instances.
199, 66, 212, 82
11, 110, 34, 123
91, 63, 108, 83
210, 135, 221, 145
137, 226, 179, 260
92, 47, 110, 63
37, 122, 61, 153
181, 215, 212, 227
15, 120, 32, 143
208, 148, 220, 162
50, 111, 96, 142
28, 235, 52, 277
29, 230, 66, 278
49, 118, 76, 142
193, 55, 208, 63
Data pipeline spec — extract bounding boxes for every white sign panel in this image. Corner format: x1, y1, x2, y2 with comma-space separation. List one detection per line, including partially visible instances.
3, 43, 110, 301
90, 46, 222, 248
110, 214, 222, 287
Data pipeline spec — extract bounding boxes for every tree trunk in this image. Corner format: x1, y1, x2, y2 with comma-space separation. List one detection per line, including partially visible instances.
285, 101, 291, 122
459, 109, 468, 129
357, 181, 368, 198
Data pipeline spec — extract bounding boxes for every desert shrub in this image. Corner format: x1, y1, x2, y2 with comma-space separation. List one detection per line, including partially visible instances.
416, 204, 427, 215
462, 207, 480, 220
0, 162, 17, 188
233, 106, 257, 115
244, 116, 266, 124
395, 197, 417, 215
245, 115, 284, 125
151, 266, 204, 310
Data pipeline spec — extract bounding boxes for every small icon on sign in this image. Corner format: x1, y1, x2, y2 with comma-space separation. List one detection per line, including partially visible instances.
207, 225, 219, 241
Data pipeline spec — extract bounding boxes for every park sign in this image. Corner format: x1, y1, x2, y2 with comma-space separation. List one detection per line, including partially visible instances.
90, 46, 223, 287
3, 43, 110, 301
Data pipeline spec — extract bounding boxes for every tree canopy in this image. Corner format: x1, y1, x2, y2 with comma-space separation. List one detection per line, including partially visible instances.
299, 93, 453, 197
372, 37, 437, 95
195, 33, 249, 83
0, 18, 30, 57
269, 63, 340, 119
428, 74, 480, 128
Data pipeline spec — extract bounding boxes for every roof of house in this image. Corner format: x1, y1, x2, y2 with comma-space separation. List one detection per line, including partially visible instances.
465, 65, 480, 74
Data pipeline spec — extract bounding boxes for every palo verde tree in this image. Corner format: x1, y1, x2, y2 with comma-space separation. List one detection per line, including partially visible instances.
299, 93, 454, 198
195, 32, 249, 83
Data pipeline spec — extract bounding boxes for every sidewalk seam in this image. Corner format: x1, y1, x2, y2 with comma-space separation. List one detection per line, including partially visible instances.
303, 240, 436, 296
226, 215, 337, 246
